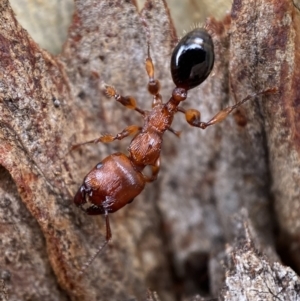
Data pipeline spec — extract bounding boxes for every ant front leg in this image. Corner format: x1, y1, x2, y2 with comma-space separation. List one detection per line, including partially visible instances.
144, 157, 161, 182
71, 125, 142, 150
178, 89, 276, 129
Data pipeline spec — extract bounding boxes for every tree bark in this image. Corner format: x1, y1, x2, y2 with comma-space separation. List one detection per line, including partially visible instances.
0, 0, 299, 300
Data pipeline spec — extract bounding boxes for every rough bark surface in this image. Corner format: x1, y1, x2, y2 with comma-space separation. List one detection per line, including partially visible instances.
229, 0, 300, 276
0, 0, 299, 301
223, 211, 300, 301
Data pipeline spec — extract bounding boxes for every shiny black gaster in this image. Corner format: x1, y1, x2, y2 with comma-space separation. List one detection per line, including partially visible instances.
170, 28, 214, 90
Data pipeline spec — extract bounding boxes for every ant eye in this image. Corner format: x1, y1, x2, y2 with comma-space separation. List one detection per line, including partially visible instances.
96, 163, 103, 169
170, 28, 214, 90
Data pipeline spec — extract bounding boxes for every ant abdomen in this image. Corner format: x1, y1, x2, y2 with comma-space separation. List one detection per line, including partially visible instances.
170, 28, 214, 90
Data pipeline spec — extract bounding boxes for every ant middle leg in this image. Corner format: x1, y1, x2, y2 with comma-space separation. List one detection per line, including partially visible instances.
105, 85, 145, 115
71, 125, 142, 150
177, 88, 276, 129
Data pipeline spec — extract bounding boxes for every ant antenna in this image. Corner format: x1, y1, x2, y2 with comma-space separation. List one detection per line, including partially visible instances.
78, 212, 112, 275
78, 240, 109, 275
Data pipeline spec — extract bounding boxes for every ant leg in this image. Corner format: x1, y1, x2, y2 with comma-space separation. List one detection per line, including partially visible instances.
178, 88, 276, 129
145, 43, 162, 107
71, 125, 142, 150
105, 85, 145, 115
79, 211, 112, 275
144, 157, 160, 182
167, 127, 181, 137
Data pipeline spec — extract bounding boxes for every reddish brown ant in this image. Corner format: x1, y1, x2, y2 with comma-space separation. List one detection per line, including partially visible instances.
73, 28, 274, 273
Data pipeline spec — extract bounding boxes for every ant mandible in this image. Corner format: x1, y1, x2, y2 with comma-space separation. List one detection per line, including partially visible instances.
73, 28, 269, 273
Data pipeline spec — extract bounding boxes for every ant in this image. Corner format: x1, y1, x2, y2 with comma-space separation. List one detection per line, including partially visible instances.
73, 27, 274, 273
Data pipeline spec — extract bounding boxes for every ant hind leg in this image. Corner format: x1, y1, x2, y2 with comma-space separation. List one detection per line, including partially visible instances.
177, 88, 276, 129
145, 44, 162, 107
140, 16, 161, 105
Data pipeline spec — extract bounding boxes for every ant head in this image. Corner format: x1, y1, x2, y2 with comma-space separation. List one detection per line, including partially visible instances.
170, 28, 214, 91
